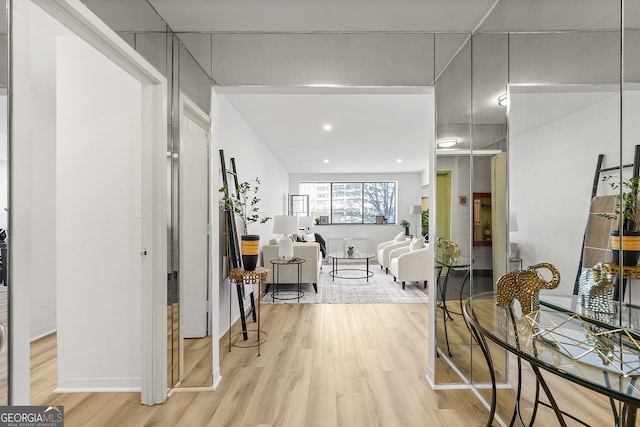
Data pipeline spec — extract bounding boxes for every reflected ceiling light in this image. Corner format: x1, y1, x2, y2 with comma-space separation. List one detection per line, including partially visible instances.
396, 159, 403, 163
323, 159, 329, 163
498, 93, 509, 107
323, 123, 333, 131
437, 138, 458, 148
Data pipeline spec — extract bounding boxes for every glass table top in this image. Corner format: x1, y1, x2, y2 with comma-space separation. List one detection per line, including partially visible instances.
435, 256, 471, 268
465, 292, 640, 404
327, 252, 375, 260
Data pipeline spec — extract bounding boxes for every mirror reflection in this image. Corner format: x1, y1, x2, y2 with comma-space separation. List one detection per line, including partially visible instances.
434, 5, 635, 426
176, 40, 213, 388
0, 0, 7, 406
434, 37, 473, 384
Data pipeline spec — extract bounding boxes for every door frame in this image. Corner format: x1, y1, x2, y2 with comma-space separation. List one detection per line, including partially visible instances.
11, 0, 167, 404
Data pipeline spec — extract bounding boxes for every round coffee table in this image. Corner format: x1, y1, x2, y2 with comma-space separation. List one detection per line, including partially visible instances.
327, 252, 375, 281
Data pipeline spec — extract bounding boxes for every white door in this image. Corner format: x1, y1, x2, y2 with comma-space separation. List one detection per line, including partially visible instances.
180, 99, 210, 338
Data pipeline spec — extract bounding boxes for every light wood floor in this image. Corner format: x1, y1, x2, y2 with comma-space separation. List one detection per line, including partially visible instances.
30, 301, 617, 426
30, 303, 496, 427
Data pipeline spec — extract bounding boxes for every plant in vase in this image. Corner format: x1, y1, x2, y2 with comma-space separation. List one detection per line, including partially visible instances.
599, 175, 640, 266
219, 177, 272, 270
347, 245, 354, 257
400, 219, 411, 236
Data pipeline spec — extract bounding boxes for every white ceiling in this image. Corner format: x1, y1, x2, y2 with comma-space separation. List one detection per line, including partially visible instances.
145, 1, 497, 175
147, 0, 497, 33
220, 88, 432, 174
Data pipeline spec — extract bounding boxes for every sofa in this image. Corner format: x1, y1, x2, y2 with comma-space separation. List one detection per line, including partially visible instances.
262, 242, 322, 292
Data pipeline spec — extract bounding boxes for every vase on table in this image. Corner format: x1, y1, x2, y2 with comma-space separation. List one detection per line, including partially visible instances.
241, 234, 260, 271
343, 236, 353, 256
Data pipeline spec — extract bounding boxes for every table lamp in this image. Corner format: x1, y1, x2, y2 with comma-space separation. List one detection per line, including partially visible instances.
409, 205, 423, 237
273, 215, 299, 259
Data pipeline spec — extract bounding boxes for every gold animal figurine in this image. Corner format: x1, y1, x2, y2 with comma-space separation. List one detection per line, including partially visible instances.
435, 237, 460, 264
578, 263, 614, 317
496, 263, 561, 314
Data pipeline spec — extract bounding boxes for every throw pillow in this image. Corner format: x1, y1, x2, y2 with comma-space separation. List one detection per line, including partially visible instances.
410, 237, 426, 252
303, 233, 316, 242
393, 231, 405, 243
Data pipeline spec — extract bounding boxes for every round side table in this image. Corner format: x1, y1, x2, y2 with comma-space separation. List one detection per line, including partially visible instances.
229, 266, 269, 356
269, 258, 305, 302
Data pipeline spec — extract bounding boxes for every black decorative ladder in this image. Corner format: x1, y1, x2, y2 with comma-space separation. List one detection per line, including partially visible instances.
219, 149, 256, 341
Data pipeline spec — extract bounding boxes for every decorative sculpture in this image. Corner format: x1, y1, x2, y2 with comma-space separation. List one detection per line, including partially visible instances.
577, 263, 615, 316
496, 263, 561, 314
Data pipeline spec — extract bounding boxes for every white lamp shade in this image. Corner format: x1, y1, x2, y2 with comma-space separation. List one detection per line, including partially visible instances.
298, 216, 314, 230
409, 205, 422, 215
273, 215, 299, 235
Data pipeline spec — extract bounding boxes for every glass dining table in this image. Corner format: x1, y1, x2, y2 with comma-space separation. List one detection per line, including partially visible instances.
464, 292, 640, 426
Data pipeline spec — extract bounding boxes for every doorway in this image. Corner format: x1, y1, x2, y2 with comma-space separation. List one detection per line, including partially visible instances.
13, 1, 167, 404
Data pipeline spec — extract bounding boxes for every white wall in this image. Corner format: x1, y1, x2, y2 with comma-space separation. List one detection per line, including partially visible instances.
509, 88, 640, 295
28, 4, 63, 341
288, 172, 423, 252
180, 101, 210, 339
56, 34, 143, 391
213, 93, 289, 338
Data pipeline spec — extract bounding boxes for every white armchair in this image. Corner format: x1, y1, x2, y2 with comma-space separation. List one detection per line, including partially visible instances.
389, 245, 431, 290
376, 239, 410, 274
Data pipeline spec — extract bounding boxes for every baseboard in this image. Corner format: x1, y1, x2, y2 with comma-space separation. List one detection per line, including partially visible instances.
473, 269, 493, 277
55, 377, 141, 393
31, 325, 56, 342
449, 269, 492, 277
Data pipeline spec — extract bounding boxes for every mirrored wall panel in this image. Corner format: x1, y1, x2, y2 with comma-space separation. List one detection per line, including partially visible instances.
0, 0, 8, 406
434, 0, 632, 424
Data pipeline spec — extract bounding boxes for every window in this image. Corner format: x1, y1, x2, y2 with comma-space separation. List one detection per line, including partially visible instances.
300, 182, 396, 224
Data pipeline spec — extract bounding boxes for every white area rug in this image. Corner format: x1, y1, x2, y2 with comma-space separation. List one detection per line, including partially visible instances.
262, 262, 429, 304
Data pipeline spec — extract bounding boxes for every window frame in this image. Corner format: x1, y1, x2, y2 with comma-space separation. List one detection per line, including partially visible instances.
300, 181, 397, 225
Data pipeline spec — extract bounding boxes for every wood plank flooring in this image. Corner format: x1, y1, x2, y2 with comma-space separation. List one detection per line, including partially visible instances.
30, 303, 494, 427
30, 301, 617, 426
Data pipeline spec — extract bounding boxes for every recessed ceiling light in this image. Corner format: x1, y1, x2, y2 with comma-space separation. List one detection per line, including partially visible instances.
397, 159, 402, 163
437, 138, 458, 148
323, 159, 329, 163
323, 123, 333, 131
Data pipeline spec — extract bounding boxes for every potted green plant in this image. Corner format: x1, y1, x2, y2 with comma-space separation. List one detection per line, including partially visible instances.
400, 219, 411, 236
599, 175, 640, 266
421, 209, 429, 239
219, 177, 272, 270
